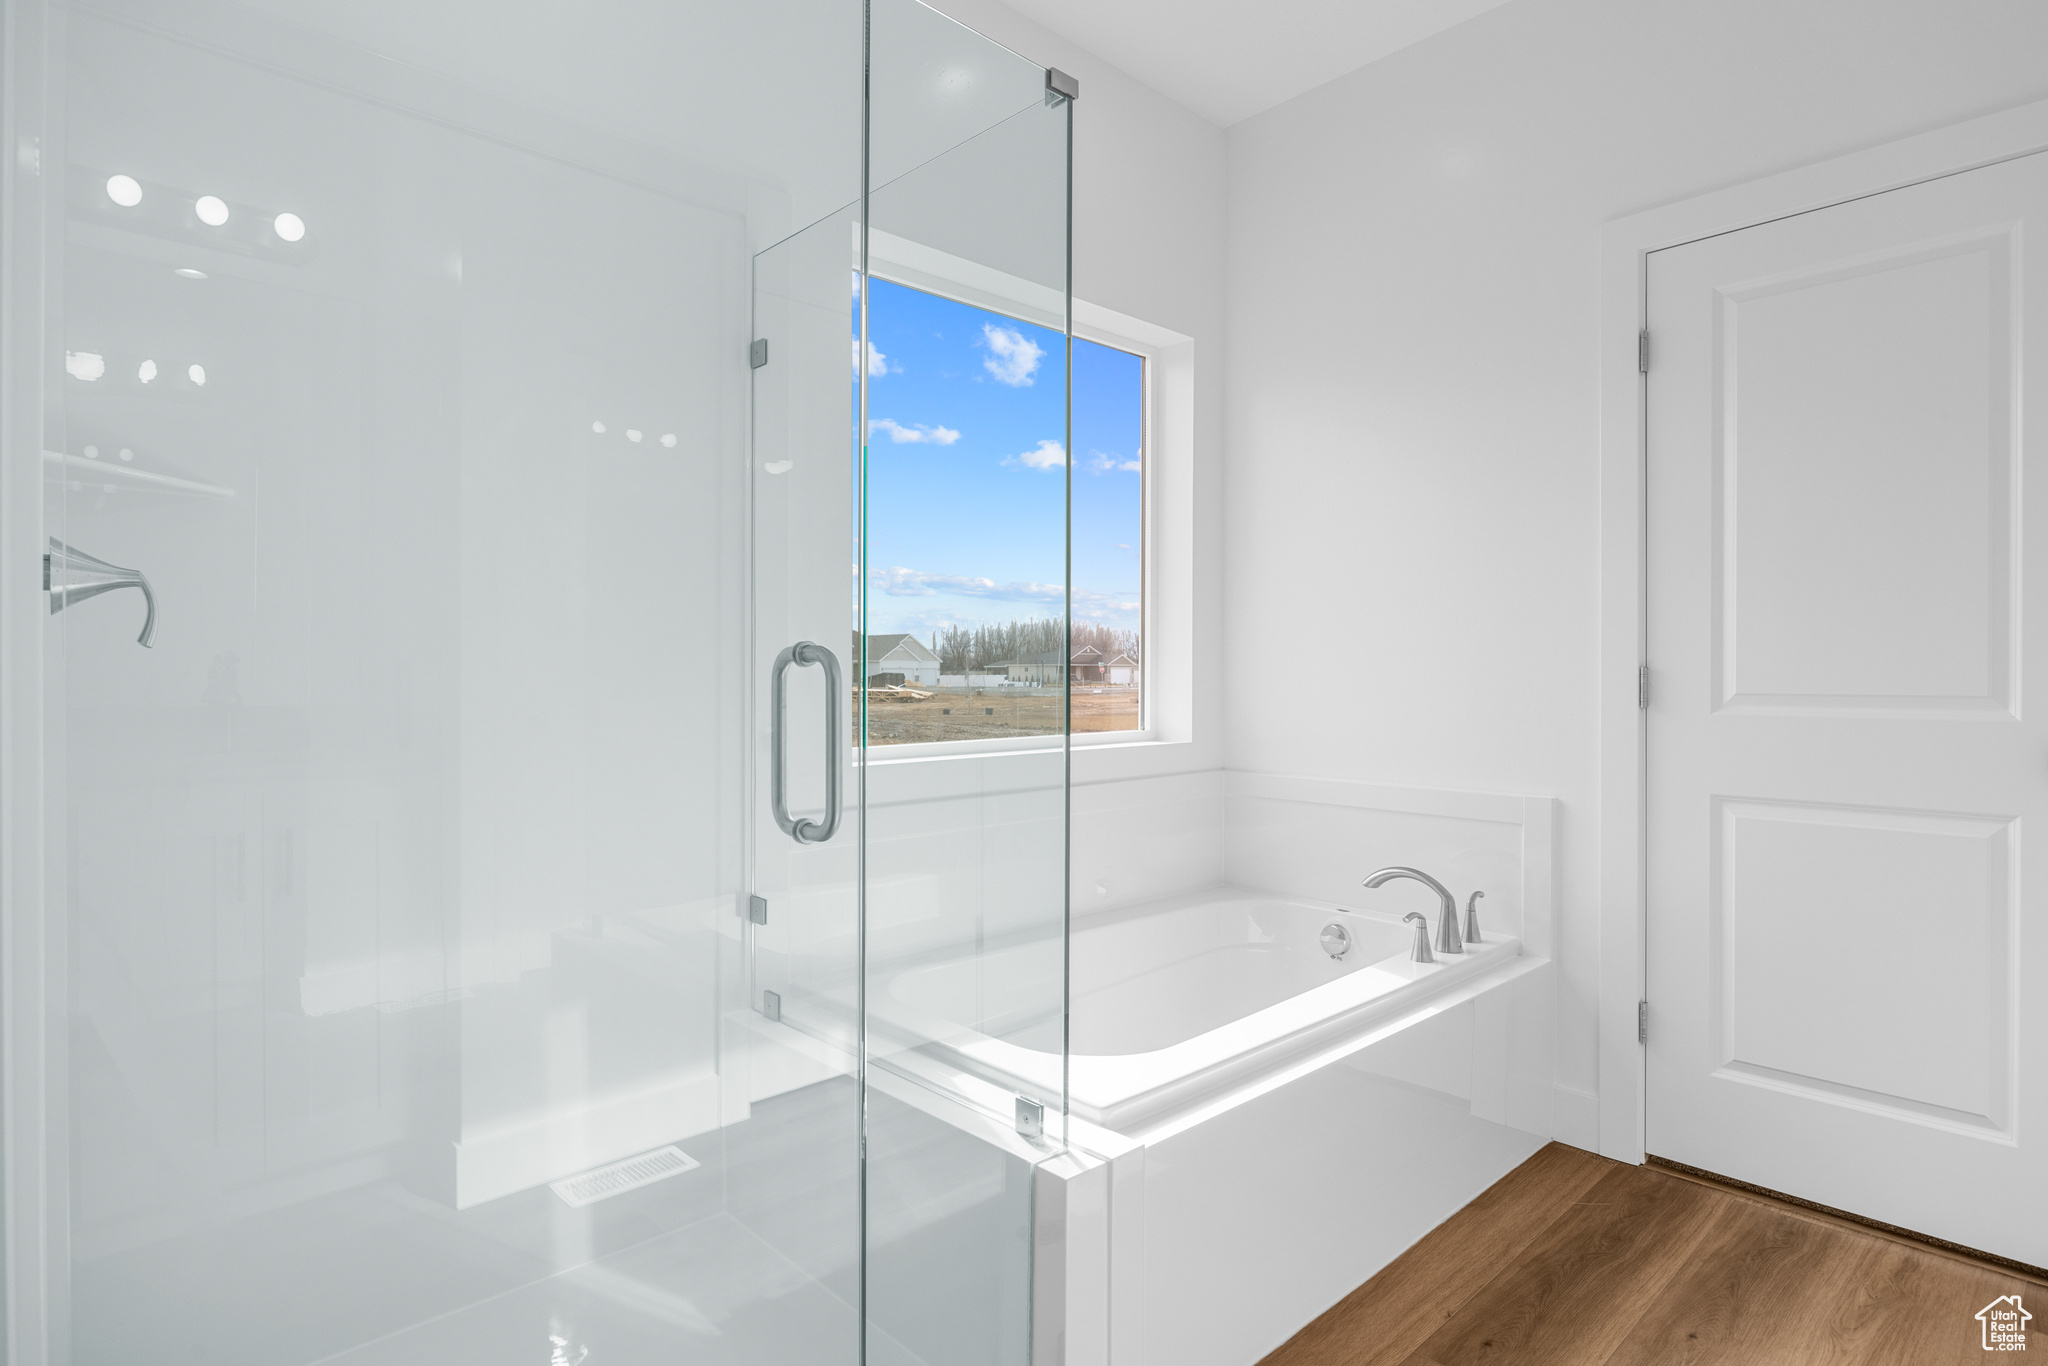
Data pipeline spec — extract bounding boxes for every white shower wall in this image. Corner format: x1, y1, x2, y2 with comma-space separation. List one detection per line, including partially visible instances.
58, 12, 756, 1234
442, 144, 746, 1205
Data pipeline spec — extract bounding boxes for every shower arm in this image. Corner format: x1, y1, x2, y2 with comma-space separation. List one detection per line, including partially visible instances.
44, 538, 155, 647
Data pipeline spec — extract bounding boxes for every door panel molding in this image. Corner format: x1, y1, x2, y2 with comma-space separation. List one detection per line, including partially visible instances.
1707, 795, 2016, 1139
1710, 229, 2018, 719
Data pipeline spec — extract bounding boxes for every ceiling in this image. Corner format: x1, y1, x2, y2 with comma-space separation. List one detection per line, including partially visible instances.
999, 0, 1514, 126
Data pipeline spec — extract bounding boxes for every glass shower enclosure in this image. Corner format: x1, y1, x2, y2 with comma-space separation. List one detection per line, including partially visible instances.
0, 0, 1073, 1361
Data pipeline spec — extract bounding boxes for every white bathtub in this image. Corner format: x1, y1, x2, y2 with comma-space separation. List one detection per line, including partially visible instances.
883, 885, 1522, 1133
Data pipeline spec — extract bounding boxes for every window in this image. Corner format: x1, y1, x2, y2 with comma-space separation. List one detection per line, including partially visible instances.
859, 274, 1146, 747
1070, 334, 1145, 732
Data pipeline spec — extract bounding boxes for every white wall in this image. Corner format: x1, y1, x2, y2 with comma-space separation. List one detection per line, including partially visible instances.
1222, 0, 2048, 1144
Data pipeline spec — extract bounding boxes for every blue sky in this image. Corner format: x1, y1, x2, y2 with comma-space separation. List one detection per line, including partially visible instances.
858, 276, 1143, 637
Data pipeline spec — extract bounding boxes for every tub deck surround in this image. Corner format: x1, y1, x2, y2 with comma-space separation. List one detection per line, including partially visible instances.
742, 876, 1554, 1366
881, 887, 1524, 1131
801, 877, 1552, 1366
745, 773, 1564, 1365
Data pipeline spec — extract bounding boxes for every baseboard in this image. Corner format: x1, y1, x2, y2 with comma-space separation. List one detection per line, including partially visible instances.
1549, 1083, 1599, 1152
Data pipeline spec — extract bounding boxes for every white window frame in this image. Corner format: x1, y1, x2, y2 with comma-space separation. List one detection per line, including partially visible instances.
859, 229, 1193, 763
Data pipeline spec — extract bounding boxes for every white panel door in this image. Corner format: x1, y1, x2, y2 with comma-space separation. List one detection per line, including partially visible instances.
1646, 150, 2046, 1265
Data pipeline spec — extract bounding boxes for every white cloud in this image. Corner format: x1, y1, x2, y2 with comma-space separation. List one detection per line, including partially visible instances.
981, 324, 1042, 385
870, 418, 961, 445
1006, 439, 1066, 471
1088, 451, 1141, 474
1071, 587, 1141, 616
852, 338, 888, 377
868, 566, 1137, 621
873, 567, 1063, 604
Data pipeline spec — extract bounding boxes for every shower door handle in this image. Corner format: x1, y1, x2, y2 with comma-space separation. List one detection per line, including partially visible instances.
770, 640, 842, 845
44, 538, 156, 646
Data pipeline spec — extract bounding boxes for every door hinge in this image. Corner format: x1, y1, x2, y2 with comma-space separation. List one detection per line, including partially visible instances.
1638, 330, 1650, 374
747, 893, 768, 925
1015, 1095, 1045, 1140
1638, 664, 1649, 709
749, 338, 769, 369
1638, 999, 1649, 1044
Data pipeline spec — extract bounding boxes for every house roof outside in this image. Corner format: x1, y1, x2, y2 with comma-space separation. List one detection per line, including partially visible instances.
989, 647, 1141, 671
855, 632, 940, 666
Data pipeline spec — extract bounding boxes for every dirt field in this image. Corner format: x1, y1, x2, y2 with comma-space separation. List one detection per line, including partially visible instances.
860, 686, 1140, 745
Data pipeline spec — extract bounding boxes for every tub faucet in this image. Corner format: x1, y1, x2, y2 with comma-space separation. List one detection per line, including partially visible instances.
1363, 866, 1462, 955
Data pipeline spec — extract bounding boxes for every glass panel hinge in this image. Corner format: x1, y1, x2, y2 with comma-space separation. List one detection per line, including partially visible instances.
1015, 1095, 1044, 1139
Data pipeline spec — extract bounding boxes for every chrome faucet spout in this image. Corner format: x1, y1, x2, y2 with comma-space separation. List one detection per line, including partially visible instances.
1363, 865, 1463, 955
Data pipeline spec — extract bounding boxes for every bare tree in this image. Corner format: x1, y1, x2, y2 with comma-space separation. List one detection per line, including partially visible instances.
932, 618, 1139, 674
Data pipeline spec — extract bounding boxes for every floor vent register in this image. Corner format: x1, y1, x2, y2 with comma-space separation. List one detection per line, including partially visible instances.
549, 1145, 701, 1207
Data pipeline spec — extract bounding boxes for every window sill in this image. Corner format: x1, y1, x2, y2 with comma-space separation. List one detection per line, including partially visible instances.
859, 728, 1173, 766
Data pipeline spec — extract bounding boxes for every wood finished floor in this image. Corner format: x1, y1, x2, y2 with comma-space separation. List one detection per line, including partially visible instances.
1261, 1142, 2047, 1366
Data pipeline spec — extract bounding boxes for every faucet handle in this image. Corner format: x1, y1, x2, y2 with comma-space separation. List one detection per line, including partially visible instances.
1403, 911, 1435, 964
1464, 890, 1484, 944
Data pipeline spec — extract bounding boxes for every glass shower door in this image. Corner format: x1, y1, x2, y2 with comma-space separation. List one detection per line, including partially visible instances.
746, 3, 1073, 1362
862, 5, 1075, 1364
15, 0, 1068, 1357
862, 9, 1074, 1358
744, 198, 867, 1353
28, 0, 866, 1362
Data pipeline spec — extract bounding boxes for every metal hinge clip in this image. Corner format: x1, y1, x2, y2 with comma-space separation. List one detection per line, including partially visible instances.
1015, 1095, 1044, 1140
